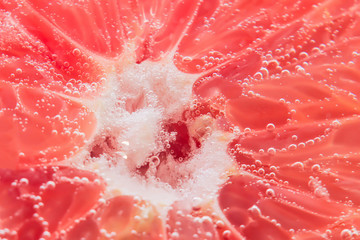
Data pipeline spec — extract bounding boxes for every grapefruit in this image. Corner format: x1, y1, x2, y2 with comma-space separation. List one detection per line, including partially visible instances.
1, 0, 360, 239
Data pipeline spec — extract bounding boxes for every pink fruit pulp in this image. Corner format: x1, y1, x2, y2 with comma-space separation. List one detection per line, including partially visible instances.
1, 0, 360, 239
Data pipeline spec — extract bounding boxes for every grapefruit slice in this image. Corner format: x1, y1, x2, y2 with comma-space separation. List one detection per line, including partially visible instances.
1, 0, 360, 239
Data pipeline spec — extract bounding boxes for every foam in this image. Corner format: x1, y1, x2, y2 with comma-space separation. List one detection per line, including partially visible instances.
164, 130, 233, 200
72, 57, 233, 209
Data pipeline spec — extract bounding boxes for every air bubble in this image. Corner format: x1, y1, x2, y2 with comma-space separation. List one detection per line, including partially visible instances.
299, 52, 309, 58
266, 123, 275, 132
16, 68, 22, 74
216, 220, 225, 228
267, 148, 276, 155
331, 120, 341, 128
340, 229, 352, 239
266, 188, 275, 197
201, 216, 212, 224
248, 205, 262, 218
149, 156, 160, 167
244, 128, 252, 133
311, 164, 321, 172
170, 232, 179, 239
288, 144, 297, 151
291, 162, 304, 170
222, 230, 231, 238
42, 231, 51, 238
254, 72, 263, 80
19, 178, 29, 185
295, 65, 306, 74
182, 56, 192, 63
205, 232, 213, 238
72, 48, 81, 56
268, 59, 279, 68
281, 69, 290, 77
314, 186, 328, 198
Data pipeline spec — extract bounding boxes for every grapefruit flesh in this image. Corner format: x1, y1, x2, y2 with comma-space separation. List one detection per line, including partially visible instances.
1, 0, 360, 239
0, 166, 104, 239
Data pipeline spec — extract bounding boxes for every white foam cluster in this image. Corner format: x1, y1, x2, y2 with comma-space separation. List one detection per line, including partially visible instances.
118, 108, 163, 170
166, 130, 233, 200
73, 58, 233, 208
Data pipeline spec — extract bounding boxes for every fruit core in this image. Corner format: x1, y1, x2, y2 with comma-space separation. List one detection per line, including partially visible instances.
74, 57, 233, 208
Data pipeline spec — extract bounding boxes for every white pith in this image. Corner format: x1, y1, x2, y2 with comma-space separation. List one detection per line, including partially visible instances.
71, 52, 234, 212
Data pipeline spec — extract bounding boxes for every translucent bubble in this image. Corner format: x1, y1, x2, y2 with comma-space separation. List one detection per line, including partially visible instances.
254, 72, 263, 80
296, 65, 306, 74
311, 47, 321, 54
291, 162, 304, 170
298, 142, 305, 148
260, 67, 269, 78
267, 148, 276, 155
19, 178, 29, 185
216, 220, 225, 228
281, 69, 291, 77
266, 123, 275, 132
182, 56, 192, 63
306, 139, 315, 146
201, 216, 212, 224
268, 59, 279, 68
299, 52, 309, 58
16, 68, 22, 74
314, 186, 328, 198
241, 128, 251, 134
266, 188, 275, 197
248, 205, 262, 218
340, 229, 352, 240
170, 232, 179, 239
72, 48, 81, 56
331, 120, 341, 128
269, 166, 277, 172
205, 232, 213, 238
222, 230, 231, 238
288, 144, 297, 151
311, 164, 321, 172
149, 156, 160, 167
42, 231, 51, 238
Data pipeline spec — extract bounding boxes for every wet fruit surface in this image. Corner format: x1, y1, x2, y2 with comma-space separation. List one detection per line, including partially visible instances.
1, 0, 360, 239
